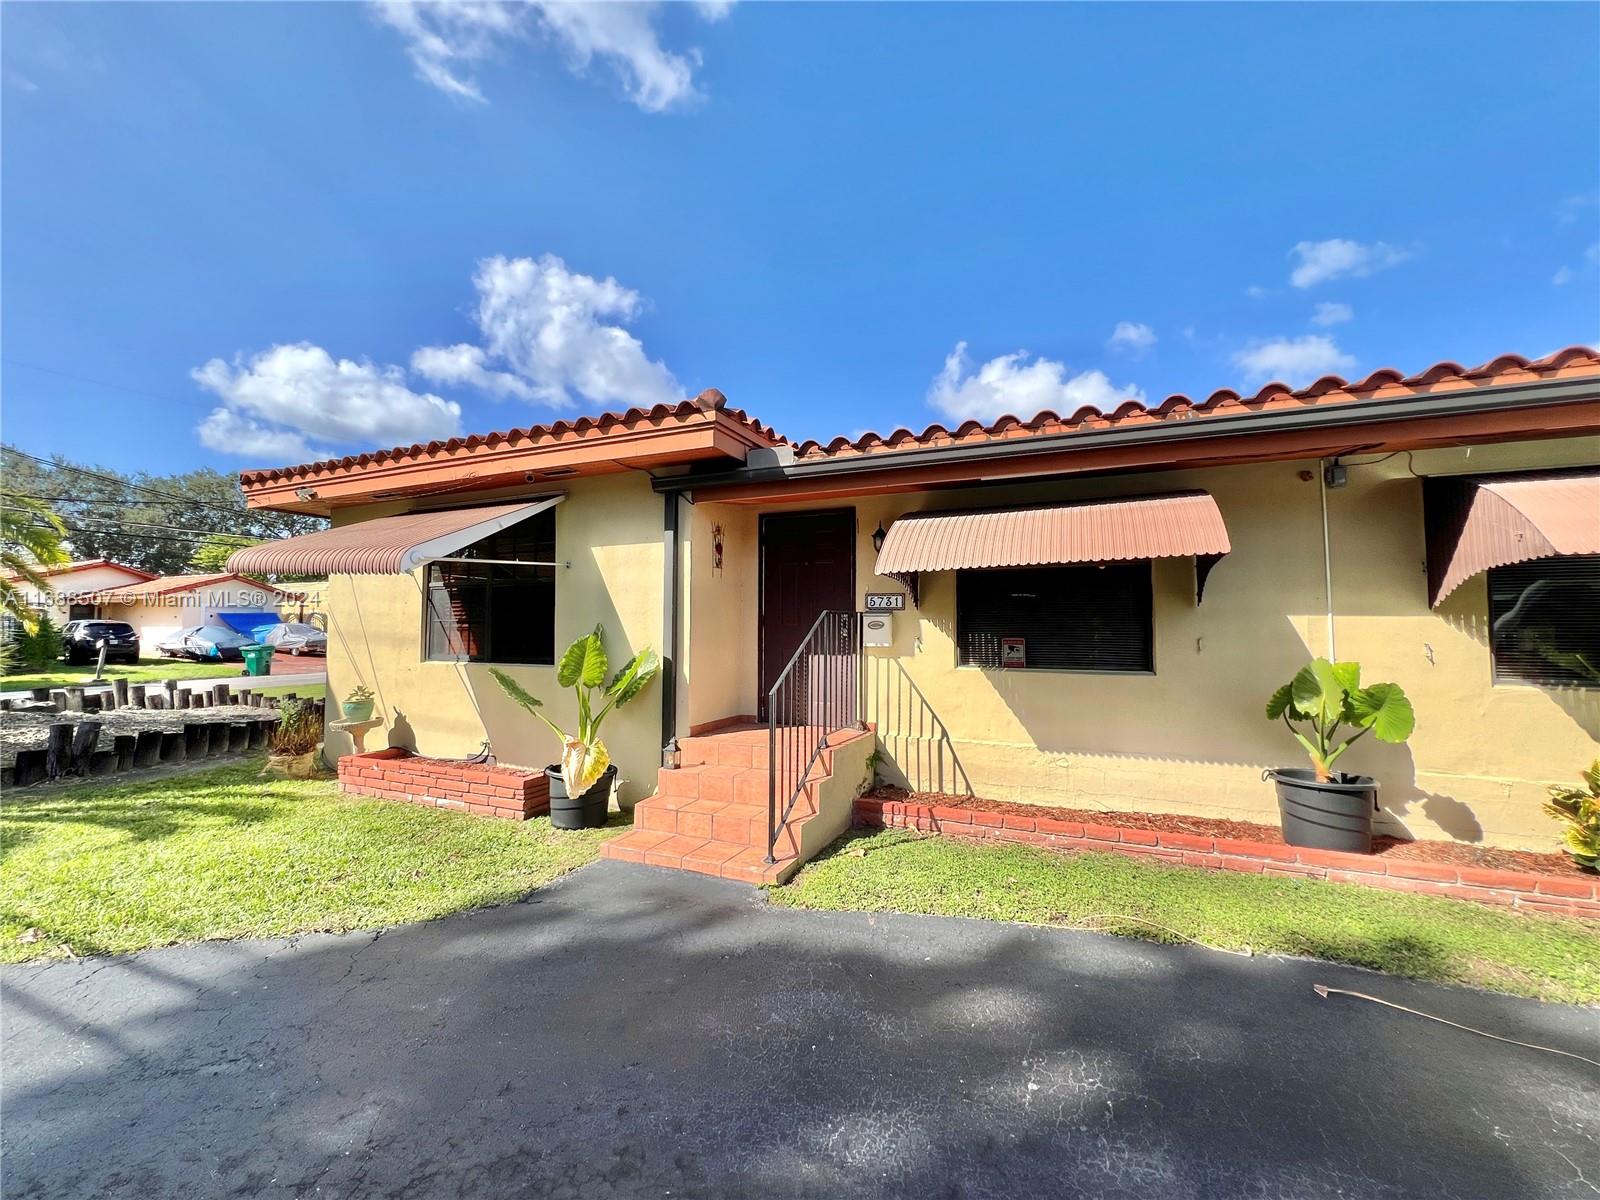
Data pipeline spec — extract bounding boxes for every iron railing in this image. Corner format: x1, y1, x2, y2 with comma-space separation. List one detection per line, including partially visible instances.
766, 610, 861, 864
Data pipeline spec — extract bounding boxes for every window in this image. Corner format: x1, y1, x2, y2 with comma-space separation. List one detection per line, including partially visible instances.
1488, 555, 1600, 689
957, 562, 1153, 672
423, 510, 556, 665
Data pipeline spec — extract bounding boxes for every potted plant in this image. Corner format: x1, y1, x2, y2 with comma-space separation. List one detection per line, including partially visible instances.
263, 698, 325, 779
1265, 658, 1415, 853
1543, 760, 1600, 872
490, 625, 659, 830
341, 684, 376, 723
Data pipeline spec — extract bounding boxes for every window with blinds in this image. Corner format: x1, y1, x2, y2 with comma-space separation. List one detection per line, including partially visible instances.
957, 562, 1154, 673
424, 509, 557, 665
1487, 555, 1600, 689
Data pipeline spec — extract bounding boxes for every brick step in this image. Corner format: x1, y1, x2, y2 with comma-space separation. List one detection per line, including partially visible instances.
600, 831, 799, 885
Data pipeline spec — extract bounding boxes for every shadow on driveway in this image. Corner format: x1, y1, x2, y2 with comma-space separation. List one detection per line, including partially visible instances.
3, 860, 1596, 1198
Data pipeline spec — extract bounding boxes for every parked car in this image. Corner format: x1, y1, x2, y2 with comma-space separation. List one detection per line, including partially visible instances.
261, 621, 327, 656
61, 620, 140, 665
155, 625, 258, 662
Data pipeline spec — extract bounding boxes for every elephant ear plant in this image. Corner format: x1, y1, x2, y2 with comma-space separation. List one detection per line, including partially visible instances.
1264, 658, 1415, 853
490, 624, 659, 805
1267, 658, 1416, 781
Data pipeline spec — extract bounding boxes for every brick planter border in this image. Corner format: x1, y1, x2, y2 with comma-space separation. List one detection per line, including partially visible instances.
854, 798, 1600, 921
339, 748, 550, 821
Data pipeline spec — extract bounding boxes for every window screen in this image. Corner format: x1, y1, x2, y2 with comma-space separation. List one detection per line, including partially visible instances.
1487, 555, 1600, 689
424, 509, 557, 665
957, 562, 1153, 672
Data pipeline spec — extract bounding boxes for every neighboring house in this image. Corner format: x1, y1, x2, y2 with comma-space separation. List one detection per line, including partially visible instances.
5, 559, 160, 623
3, 559, 300, 650
233, 347, 1600, 856
91, 573, 300, 650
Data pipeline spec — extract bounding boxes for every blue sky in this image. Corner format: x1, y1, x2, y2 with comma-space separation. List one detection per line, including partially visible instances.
3, 1, 1597, 475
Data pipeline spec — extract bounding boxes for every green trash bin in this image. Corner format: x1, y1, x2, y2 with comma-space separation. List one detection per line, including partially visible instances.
240, 643, 275, 677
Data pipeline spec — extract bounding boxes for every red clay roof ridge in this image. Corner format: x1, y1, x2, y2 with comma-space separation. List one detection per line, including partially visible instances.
792, 345, 1600, 460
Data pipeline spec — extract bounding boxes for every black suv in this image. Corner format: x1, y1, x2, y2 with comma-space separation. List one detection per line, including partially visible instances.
61, 620, 140, 665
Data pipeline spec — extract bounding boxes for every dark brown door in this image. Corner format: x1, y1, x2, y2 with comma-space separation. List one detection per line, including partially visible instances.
759, 509, 856, 718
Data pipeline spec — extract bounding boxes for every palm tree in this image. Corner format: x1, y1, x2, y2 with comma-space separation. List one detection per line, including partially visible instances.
1, 489, 69, 628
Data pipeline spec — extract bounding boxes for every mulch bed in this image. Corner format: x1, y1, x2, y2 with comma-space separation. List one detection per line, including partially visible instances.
862, 785, 1585, 879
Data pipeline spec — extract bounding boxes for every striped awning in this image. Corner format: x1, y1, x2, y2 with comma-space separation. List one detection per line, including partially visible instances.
875, 492, 1231, 575
227, 497, 563, 576
1425, 472, 1600, 606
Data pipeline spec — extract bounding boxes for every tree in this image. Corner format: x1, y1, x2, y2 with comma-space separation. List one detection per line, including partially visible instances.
0, 446, 326, 575
0, 489, 69, 629
191, 533, 260, 574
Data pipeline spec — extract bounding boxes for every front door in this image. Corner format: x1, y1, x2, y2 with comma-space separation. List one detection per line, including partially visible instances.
758, 509, 856, 719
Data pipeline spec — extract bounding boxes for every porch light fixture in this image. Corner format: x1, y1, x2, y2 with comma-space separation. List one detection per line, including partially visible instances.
871, 521, 888, 554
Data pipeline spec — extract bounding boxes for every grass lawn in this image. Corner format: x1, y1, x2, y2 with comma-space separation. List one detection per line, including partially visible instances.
1, 657, 246, 692
0, 761, 619, 963
770, 830, 1600, 1005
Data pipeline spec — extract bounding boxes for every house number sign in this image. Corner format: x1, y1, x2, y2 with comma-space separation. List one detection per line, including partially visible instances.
865, 593, 906, 611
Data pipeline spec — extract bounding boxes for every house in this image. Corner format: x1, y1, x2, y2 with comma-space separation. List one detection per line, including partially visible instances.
231, 346, 1600, 873
6, 560, 300, 650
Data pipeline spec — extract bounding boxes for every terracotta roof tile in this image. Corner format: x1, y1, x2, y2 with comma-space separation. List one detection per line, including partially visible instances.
237, 389, 787, 488
793, 346, 1600, 462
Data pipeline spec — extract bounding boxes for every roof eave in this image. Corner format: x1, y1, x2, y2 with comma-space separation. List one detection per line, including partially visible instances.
659, 375, 1600, 502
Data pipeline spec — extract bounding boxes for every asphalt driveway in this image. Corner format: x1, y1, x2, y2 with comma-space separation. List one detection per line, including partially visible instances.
4, 860, 1596, 1199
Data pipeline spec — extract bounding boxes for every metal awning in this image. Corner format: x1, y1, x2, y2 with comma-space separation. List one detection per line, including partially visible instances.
875, 491, 1231, 600
1424, 472, 1599, 606
226, 497, 564, 577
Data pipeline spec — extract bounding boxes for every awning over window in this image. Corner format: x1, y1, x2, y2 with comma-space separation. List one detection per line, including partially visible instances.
875, 491, 1231, 599
227, 497, 564, 577
1424, 472, 1600, 607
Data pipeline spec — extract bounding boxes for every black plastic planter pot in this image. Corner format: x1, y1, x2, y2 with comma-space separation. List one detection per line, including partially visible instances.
1268, 767, 1378, 853
545, 764, 614, 830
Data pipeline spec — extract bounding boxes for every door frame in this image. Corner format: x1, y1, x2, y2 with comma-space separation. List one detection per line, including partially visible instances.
756, 507, 857, 721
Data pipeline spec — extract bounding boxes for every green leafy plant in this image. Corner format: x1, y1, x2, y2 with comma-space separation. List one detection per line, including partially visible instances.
1543, 760, 1600, 871
346, 684, 375, 703
21, 610, 60, 670
270, 698, 323, 756
1266, 658, 1415, 781
0, 489, 67, 629
491, 624, 659, 796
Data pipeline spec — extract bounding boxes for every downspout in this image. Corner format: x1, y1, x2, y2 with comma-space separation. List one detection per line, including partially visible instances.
1318, 460, 1337, 660
661, 490, 681, 753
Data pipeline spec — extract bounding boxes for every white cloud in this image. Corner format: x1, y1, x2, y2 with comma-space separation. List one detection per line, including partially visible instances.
1288, 238, 1410, 288
1107, 321, 1156, 354
193, 343, 463, 460
413, 254, 684, 409
1245, 285, 1271, 300
928, 342, 1144, 423
1233, 335, 1356, 386
371, 1, 728, 111
1310, 301, 1353, 327
1553, 266, 1575, 287
409, 342, 537, 400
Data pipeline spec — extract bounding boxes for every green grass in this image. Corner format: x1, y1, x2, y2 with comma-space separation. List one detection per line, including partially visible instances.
2, 657, 244, 692
770, 830, 1600, 1005
0, 762, 618, 962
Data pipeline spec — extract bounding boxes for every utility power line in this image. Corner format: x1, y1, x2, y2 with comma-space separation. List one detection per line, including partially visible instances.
1, 447, 258, 519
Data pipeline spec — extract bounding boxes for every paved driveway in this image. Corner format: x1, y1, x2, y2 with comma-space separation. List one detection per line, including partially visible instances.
4, 861, 1596, 1199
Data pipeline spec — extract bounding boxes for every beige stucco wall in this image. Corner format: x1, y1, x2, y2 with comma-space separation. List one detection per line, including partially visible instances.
321, 473, 666, 809
315, 432, 1597, 850
688, 435, 1598, 851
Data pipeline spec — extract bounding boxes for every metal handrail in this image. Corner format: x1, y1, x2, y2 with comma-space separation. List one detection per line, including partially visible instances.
765, 609, 860, 864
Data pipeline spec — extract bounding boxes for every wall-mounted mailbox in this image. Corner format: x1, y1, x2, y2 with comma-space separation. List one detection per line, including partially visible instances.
862, 613, 893, 647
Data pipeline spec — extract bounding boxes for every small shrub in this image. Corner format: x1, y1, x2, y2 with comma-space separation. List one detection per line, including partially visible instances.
21, 611, 60, 670
271, 698, 323, 756
1544, 760, 1600, 871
